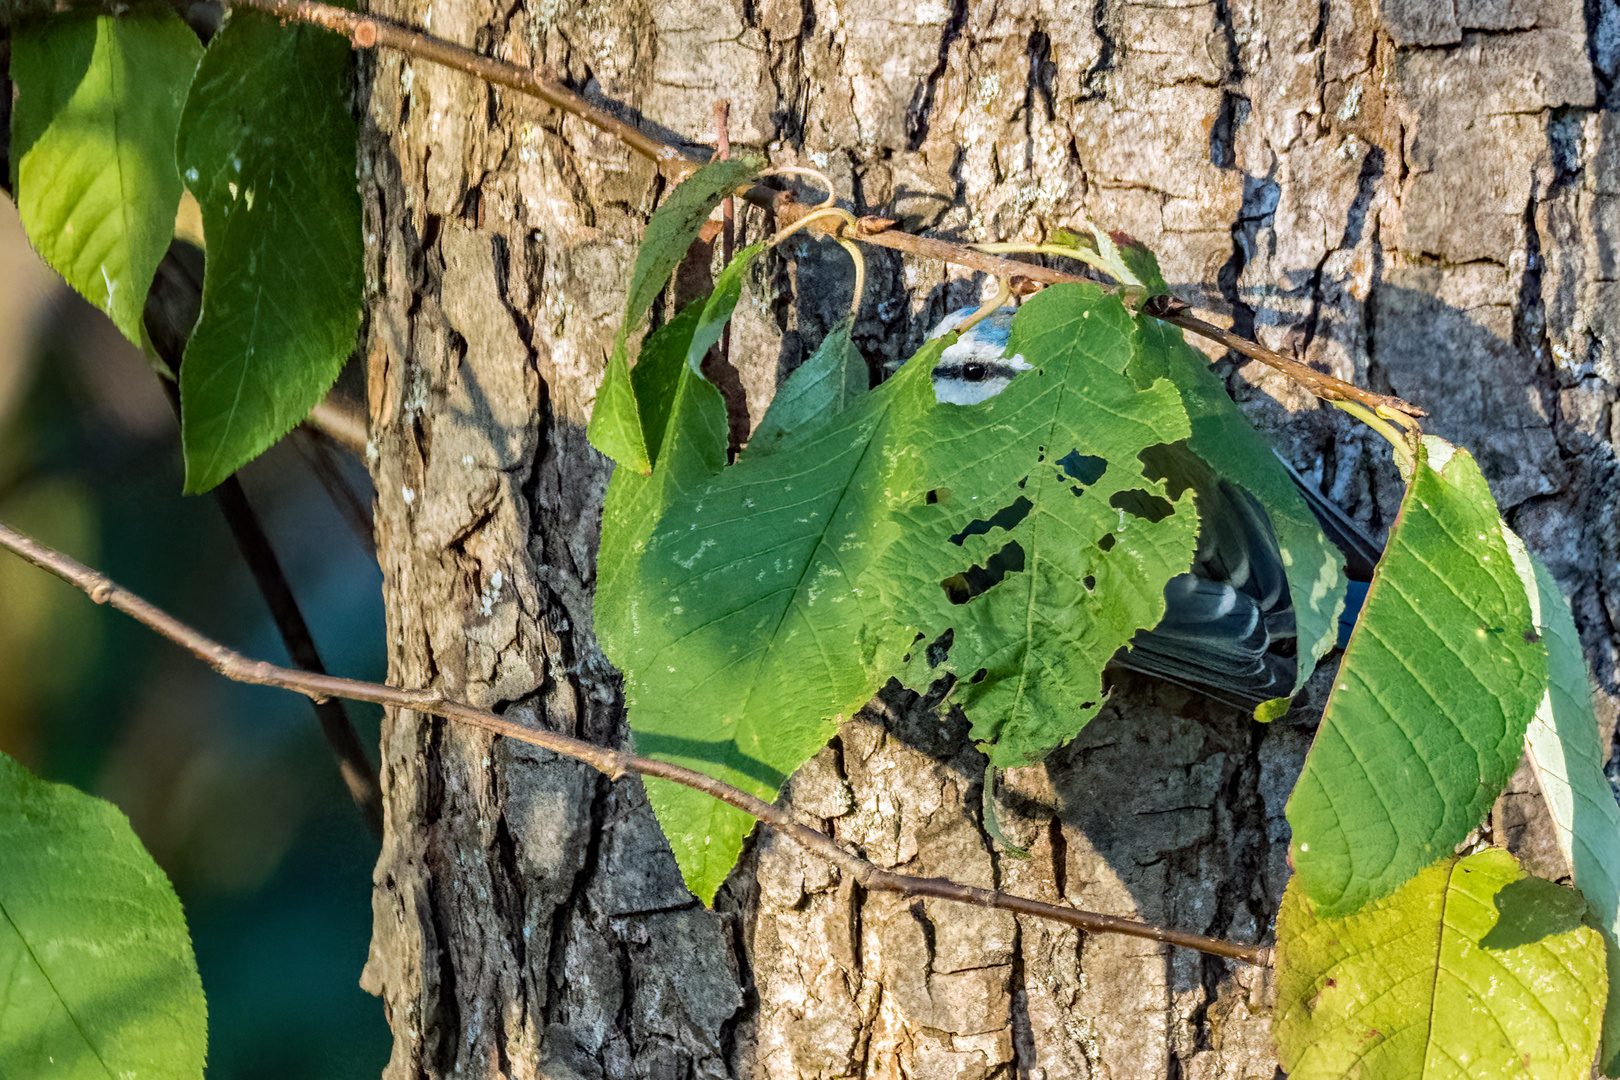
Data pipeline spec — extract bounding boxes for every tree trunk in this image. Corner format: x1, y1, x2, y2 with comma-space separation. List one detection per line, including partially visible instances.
355, 0, 1619, 1075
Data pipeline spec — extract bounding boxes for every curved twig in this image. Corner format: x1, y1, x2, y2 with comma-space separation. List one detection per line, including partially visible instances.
0, 519, 1270, 967
226, 0, 1424, 424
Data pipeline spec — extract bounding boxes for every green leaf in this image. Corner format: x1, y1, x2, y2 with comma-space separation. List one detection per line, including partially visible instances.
597, 242, 766, 650
620, 284, 1197, 897
624, 161, 762, 340
1129, 313, 1345, 693
1506, 533, 1620, 1075
1274, 849, 1606, 1079
623, 347, 932, 901
174, 9, 361, 492
1109, 231, 1170, 294
682, 242, 764, 376
879, 285, 1197, 766
0, 753, 207, 1079
10, 13, 202, 349
749, 315, 866, 455
591, 349, 651, 474
1287, 439, 1548, 916
587, 158, 762, 469
596, 300, 728, 666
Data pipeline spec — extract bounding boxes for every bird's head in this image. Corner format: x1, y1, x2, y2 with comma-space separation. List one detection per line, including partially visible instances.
926, 306, 1031, 406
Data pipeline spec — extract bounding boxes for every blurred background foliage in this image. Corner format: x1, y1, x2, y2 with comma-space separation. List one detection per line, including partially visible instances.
0, 193, 390, 1078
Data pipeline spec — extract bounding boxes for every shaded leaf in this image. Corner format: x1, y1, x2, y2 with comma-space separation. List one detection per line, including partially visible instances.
1287, 438, 1547, 916
175, 9, 361, 492
587, 158, 761, 470
749, 315, 866, 455
1275, 849, 1605, 1079
0, 753, 207, 1080
10, 13, 202, 349
1128, 265, 1343, 694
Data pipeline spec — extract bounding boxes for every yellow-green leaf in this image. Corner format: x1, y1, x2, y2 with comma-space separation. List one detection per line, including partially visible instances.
1275, 849, 1606, 1079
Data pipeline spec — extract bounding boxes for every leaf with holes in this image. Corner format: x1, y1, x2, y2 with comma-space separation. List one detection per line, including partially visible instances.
876, 285, 1198, 766
1286, 438, 1547, 916
1274, 848, 1605, 1079
622, 283, 1198, 898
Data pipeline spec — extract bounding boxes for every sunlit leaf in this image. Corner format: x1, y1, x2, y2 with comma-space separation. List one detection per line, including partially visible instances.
1506, 531, 1620, 1075
0, 753, 207, 1080
10, 13, 202, 349
1287, 439, 1547, 916
1275, 849, 1605, 1079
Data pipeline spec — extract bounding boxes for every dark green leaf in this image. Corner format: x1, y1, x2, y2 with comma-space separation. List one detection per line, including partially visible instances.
0, 753, 207, 1079
623, 160, 761, 340
1130, 314, 1344, 693
749, 316, 866, 455
10, 13, 202, 349
587, 158, 761, 468
175, 9, 361, 492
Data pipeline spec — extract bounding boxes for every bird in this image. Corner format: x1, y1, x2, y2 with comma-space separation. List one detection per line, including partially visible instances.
924, 305, 1381, 709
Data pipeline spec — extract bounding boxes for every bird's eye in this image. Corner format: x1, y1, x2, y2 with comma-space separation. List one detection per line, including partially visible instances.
963, 362, 988, 382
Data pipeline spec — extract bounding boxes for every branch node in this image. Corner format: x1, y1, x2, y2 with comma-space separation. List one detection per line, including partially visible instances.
1142, 294, 1188, 318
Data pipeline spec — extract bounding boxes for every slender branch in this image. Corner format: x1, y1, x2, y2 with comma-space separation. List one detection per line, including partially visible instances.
144, 252, 384, 835
209, 477, 383, 835
226, 0, 1424, 423
304, 391, 369, 456
235, 0, 685, 169
0, 519, 1270, 967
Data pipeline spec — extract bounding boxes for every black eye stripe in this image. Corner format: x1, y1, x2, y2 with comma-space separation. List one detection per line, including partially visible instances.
931, 362, 1026, 382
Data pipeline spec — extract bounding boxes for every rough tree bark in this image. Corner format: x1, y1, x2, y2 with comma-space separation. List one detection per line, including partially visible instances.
355, 0, 1620, 1076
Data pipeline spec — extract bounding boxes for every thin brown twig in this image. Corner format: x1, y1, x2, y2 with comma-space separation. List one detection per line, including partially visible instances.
233, 0, 686, 170
714, 100, 735, 368
0, 518, 1270, 967
304, 391, 369, 456
226, 0, 1424, 423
